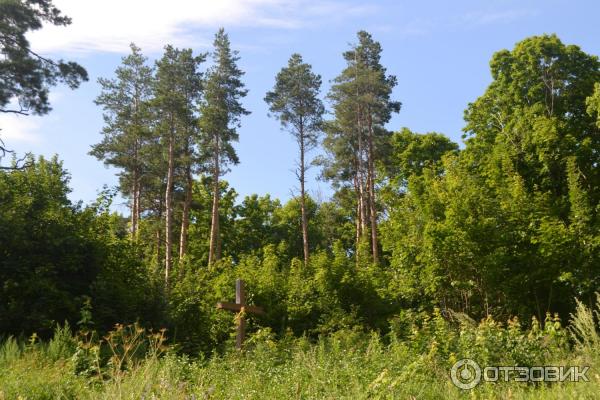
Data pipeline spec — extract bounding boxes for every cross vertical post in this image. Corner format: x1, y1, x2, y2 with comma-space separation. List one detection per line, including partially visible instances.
235, 279, 245, 350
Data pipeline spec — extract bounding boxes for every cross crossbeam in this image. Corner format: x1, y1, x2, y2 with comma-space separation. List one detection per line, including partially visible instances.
216, 302, 265, 315
216, 279, 264, 349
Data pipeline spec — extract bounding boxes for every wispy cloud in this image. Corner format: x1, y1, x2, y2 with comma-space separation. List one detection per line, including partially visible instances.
395, 18, 436, 37
387, 6, 537, 38
0, 94, 63, 146
0, 114, 43, 145
460, 9, 538, 26
28, 0, 376, 54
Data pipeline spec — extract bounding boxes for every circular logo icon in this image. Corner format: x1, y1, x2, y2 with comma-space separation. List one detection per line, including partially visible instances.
451, 359, 482, 390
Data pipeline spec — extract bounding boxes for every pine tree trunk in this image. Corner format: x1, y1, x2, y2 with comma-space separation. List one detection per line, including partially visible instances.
179, 86, 193, 263
131, 175, 138, 237
134, 177, 141, 238
179, 164, 192, 262
155, 190, 165, 271
164, 125, 175, 287
208, 137, 220, 265
367, 113, 379, 263
354, 135, 369, 260
131, 137, 141, 239
131, 93, 143, 240
354, 54, 368, 252
357, 136, 368, 240
354, 174, 362, 244
355, 156, 369, 262
299, 129, 309, 266
358, 173, 368, 238
155, 228, 161, 267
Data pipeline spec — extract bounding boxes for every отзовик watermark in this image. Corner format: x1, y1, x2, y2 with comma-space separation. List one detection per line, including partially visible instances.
450, 358, 590, 390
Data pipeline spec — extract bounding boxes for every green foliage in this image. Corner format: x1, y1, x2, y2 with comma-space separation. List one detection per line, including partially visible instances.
0, 157, 162, 336
265, 53, 324, 147
464, 34, 600, 204
198, 28, 249, 171
587, 82, 600, 128
0, 156, 96, 335
380, 128, 459, 197
0, 336, 21, 367
380, 35, 600, 321
46, 323, 76, 362
319, 30, 401, 196
89, 43, 156, 228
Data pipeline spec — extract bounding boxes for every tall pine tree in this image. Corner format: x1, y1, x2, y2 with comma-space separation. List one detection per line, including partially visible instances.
322, 31, 400, 262
91, 44, 154, 238
199, 28, 249, 265
265, 53, 324, 266
153, 46, 204, 285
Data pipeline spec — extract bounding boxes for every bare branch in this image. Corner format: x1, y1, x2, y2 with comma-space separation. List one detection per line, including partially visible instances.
0, 154, 33, 170
0, 109, 30, 116
0, 136, 32, 170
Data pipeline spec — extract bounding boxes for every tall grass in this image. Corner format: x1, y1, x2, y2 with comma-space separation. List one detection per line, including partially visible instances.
569, 294, 600, 352
1, 303, 600, 399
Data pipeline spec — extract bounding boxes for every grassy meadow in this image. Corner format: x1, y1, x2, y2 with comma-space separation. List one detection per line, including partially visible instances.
2, 299, 600, 399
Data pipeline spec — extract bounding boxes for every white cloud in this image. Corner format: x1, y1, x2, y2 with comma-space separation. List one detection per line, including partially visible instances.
0, 94, 64, 146
28, 0, 372, 54
460, 9, 538, 26
0, 114, 43, 145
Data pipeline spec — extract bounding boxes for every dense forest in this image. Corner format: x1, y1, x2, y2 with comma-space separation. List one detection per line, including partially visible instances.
2, 1, 600, 398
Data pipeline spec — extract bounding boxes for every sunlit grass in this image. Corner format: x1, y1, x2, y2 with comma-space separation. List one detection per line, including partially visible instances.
2, 304, 600, 399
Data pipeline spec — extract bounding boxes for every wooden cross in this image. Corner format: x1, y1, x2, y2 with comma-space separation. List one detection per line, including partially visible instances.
216, 279, 264, 349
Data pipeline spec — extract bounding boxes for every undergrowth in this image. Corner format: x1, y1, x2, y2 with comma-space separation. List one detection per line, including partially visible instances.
2, 298, 600, 399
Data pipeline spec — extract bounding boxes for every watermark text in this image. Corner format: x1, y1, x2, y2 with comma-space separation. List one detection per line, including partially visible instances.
450, 359, 590, 390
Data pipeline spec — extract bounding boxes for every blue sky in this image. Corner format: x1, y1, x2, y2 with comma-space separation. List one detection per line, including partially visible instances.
2, 0, 599, 212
